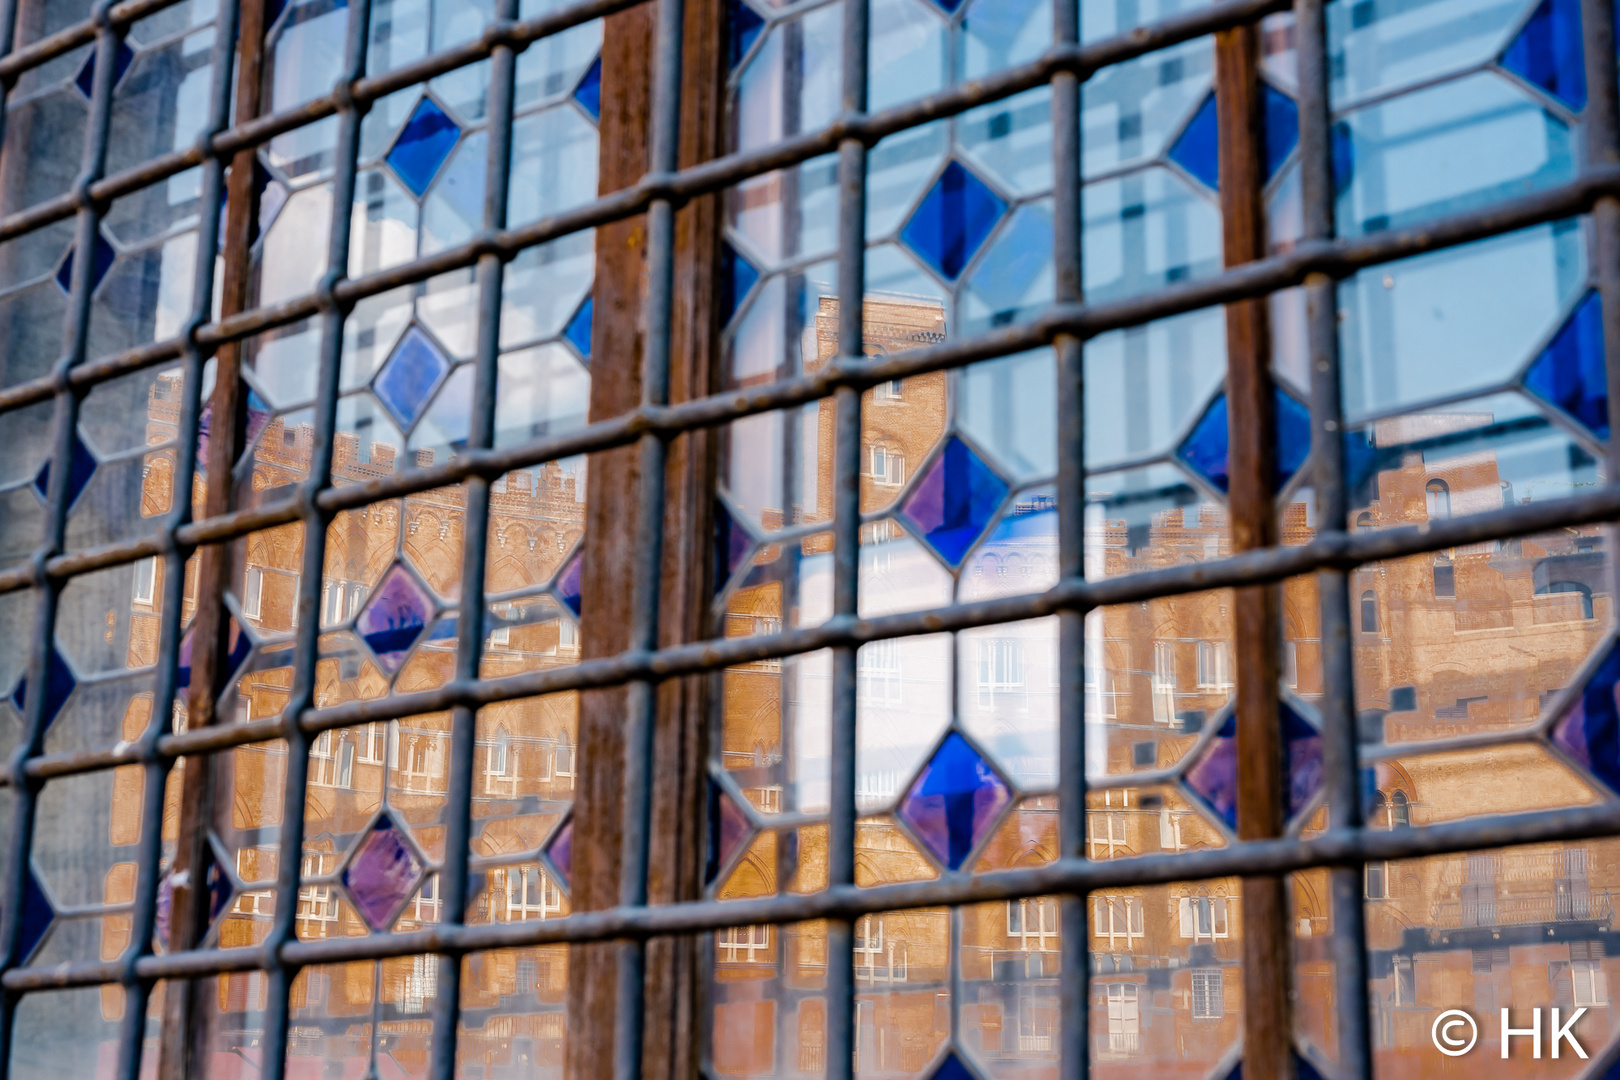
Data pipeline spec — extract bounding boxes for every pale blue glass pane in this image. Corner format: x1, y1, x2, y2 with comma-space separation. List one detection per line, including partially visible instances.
0, 88, 89, 215
868, 0, 947, 112
726, 157, 840, 267
0, 281, 69, 390
956, 350, 1057, 483
501, 232, 596, 349
1339, 222, 1584, 420
1082, 166, 1222, 304
86, 231, 199, 361
959, 88, 1052, 198
963, 0, 1048, 78
507, 107, 599, 227
961, 198, 1054, 336
1085, 307, 1227, 469
105, 27, 215, 178
348, 167, 419, 278
420, 129, 487, 256
733, 4, 842, 155
1336, 71, 1574, 238
493, 343, 592, 447
1082, 39, 1211, 180
867, 121, 949, 240
1328, 0, 1535, 106
258, 181, 333, 307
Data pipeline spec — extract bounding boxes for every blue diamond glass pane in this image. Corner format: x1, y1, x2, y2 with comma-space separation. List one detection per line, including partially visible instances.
1501, 0, 1587, 111
55, 230, 117, 296
1176, 389, 1311, 494
573, 56, 602, 120
546, 818, 573, 888
721, 243, 760, 326
387, 96, 462, 198
564, 294, 594, 361
1263, 83, 1299, 179
901, 161, 1007, 281
555, 549, 582, 617
729, 0, 765, 68
928, 1055, 976, 1080
1552, 640, 1620, 793
1168, 92, 1220, 190
901, 435, 1010, 566
1186, 705, 1322, 828
714, 501, 752, 588
897, 731, 1011, 870
374, 326, 452, 428
342, 816, 421, 930
1525, 291, 1608, 439
10, 646, 75, 731
1171, 87, 1299, 191
12, 869, 52, 963
74, 39, 134, 100
356, 565, 433, 672
33, 432, 97, 511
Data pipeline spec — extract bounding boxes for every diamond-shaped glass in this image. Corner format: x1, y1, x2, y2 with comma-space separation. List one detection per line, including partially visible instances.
356, 564, 433, 673
386, 95, 462, 198
708, 785, 752, 882
1168, 84, 1300, 191
73, 39, 135, 99
1176, 387, 1312, 495
1524, 290, 1607, 439
900, 160, 1007, 281
1551, 640, 1620, 794
55, 230, 116, 296
342, 816, 422, 930
564, 294, 593, 361
1500, 0, 1587, 111
721, 242, 760, 326
11, 868, 53, 963
177, 616, 252, 690
545, 818, 574, 889
9, 645, 74, 730
1184, 702, 1322, 829
374, 325, 452, 429
897, 731, 1011, 870
714, 501, 753, 588
928, 1054, 977, 1080
729, 0, 765, 68
573, 55, 602, 121
33, 432, 97, 511
554, 548, 582, 617
900, 435, 1010, 567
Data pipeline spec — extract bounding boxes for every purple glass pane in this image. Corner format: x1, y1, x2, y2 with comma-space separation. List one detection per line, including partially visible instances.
1284, 702, 1322, 819
555, 549, 582, 617
711, 786, 751, 880
897, 731, 1011, 870
546, 818, 573, 888
901, 435, 1010, 567
343, 816, 422, 930
1552, 640, 1620, 794
714, 501, 752, 588
1184, 715, 1239, 829
356, 564, 433, 672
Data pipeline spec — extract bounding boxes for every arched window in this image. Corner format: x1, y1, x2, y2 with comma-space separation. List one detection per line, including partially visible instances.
1542, 580, 1595, 620
1425, 479, 1450, 520
1369, 790, 1388, 830
1390, 790, 1410, 828
1433, 555, 1454, 598
1355, 511, 1374, 532
1360, 590, 1379, 633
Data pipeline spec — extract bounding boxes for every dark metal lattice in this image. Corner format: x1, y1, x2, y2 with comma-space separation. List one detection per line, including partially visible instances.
0, 1, 1617, 1080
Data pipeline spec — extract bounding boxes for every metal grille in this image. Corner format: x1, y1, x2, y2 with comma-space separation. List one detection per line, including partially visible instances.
0, 0, 1618, 1078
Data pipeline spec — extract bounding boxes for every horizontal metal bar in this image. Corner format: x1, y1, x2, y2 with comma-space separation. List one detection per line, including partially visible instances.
0, 158, 1614, 601
8, 799, 1620, 992
14, 476, 1620, 785
0, 0, 1296, 420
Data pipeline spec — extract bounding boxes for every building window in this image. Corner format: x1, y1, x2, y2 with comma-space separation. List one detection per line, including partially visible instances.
874, 378, 904, 400
1425, 479, 1451, 519
242, 566, 264, 620
1178, 896, 1230, 940
869, 444, 905, 486
858, 638, 903, 704
977, 637, 1025, 702
1360, 590, 1378, 634
1191, 969, 1224, 1019
1570, 942, 1608, 1006
1007, 898, 1059, 951
1093, 896, 1145, 950
1105, 984, 1140, 1055
1356, 511, 1375, 532
855, 916, 906, 983
132, 557, 158, 606
357, 722, 387, 765
1390, 790, 1409, 828
309, 731, 353, 789
1433, 555, 1455, 598
1196, 640, 1231, 689
717, 924, 771, 964
1542, 580, 1596, 619
1366, 861, 1388, 900
1152, 640, 1177, 724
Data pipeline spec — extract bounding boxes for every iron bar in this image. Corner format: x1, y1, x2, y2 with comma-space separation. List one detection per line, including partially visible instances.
9, 799, 1620, 992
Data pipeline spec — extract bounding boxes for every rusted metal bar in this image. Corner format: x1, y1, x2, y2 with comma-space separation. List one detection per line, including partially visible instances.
1214, 23, 1292, 1080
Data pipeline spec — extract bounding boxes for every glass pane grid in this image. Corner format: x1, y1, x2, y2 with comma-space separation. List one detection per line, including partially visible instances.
0, 0, 1619, 1079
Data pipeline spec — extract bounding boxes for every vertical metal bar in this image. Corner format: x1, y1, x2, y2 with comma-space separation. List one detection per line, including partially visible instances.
1582, 0, 1620, 492
257, 3, 373, 1077
112, 3, 242, 1078
614, 0, 685, 1073
1294, 1, 1371, 1077
1213, 22, 1292, 1080
825, 0, 868, 1069
427, 1, 521, 1076
1050, 0, 1088, 1069
161, 2, 268, 1073
0, 3, 126, 1072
